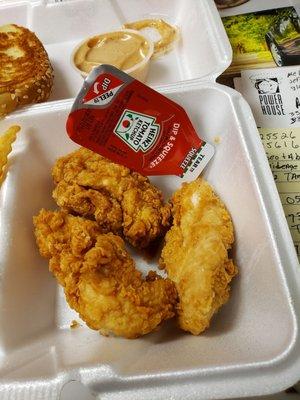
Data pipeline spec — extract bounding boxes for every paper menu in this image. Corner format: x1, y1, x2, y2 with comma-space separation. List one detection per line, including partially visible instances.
235, 66, 300, 261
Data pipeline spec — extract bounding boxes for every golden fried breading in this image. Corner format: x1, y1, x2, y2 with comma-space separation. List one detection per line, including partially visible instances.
52, 148, 170, 248
0, 125, 20, 183
160, 178, 237, 335
53, 180, 122, 234
33, 209, 177, 338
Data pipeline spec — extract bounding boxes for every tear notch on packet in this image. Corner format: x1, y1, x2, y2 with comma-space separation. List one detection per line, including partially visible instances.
66, 64, 214, 181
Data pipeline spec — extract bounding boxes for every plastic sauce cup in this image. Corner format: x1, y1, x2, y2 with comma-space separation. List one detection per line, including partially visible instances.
70, 29, 154, 83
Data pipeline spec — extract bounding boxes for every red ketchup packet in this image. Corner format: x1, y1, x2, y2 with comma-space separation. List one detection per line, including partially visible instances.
66, 65, 214, 180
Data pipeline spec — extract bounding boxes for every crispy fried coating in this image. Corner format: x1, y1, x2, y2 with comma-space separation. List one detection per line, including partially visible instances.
160, 178, 237, 335
0, 125, 20, 183
53, 180, 122, 234
52, 148, 170, 248
33, 209, 177, 338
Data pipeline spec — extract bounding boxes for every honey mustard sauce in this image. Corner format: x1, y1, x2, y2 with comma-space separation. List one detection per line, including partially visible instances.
74, 30, 150, 74
123, 19, 179, 57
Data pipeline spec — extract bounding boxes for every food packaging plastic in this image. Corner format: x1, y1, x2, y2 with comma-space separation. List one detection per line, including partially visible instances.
66, 64, 215, 180
122, 19, 180, 58
70, 29, 154, 82
0, 1, 299, 399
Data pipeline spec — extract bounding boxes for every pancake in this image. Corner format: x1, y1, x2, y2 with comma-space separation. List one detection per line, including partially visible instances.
0, 24, 53, 118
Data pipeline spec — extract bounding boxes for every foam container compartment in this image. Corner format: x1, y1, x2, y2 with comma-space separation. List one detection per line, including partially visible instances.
0, 1, 300, 399
0, 0, 231, 99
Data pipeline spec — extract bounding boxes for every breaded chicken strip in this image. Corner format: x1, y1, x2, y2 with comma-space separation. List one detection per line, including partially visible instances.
160, 178, 237, 335
52, 148, 170, 248
34, 209, 177, 339
53, 181, 122, 234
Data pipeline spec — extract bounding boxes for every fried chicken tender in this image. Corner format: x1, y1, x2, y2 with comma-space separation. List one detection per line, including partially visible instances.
53, 180, 123, 234
33, 209, 177, 339
52, 148, 171, 248
160, 178, 237, 335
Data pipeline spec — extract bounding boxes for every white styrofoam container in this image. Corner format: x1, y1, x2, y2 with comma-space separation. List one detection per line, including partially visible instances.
0, 1, 299, 400
0, 0, 232, 98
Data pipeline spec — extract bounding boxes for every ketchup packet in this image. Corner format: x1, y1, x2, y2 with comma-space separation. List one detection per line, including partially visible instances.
67, 65, 214, 180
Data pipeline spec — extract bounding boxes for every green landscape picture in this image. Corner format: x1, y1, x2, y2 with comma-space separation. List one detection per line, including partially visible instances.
222, 7, 300, 74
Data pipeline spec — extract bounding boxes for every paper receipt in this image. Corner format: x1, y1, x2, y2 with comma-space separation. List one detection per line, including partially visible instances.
236, 66, 300, 261
259, 127, 300, 260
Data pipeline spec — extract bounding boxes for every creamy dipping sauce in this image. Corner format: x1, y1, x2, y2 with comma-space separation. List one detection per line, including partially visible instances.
74, 30, 150, 74
123, 19, 179, 57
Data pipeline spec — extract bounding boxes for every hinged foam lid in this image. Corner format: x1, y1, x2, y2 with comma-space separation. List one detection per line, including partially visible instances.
0, 0, 232, 101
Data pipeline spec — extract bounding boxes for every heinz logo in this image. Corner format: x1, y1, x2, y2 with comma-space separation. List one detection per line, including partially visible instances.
114, 109, 160, 152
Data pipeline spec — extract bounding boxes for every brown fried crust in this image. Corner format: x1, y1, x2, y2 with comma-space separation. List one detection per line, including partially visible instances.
33, 209, 177, 338
52, 148, 171, 248
160, 178, 238, 335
